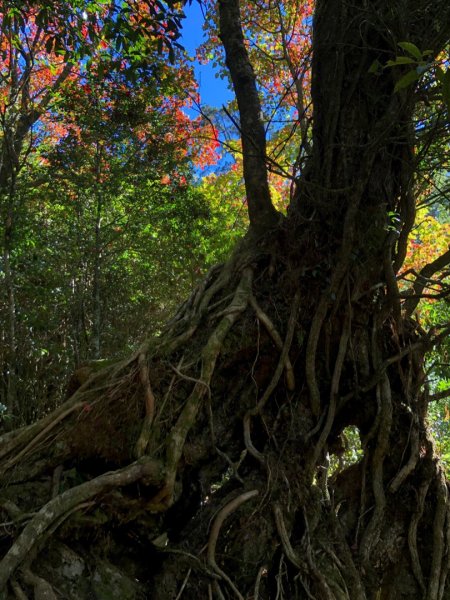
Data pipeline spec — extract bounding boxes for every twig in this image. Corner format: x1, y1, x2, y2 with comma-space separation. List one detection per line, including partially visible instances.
174, 568, 192, 600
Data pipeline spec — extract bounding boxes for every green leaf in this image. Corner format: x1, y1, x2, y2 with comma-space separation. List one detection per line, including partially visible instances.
397, 41, 422, 61
386, 56, 416, 67
394, 70, 419, 92
368, 59, 381, 74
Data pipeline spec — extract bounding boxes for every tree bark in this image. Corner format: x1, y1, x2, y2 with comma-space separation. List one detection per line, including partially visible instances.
218, 0, 280, 233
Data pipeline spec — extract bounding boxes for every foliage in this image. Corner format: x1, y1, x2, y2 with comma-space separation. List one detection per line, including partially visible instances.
197, 0, 314, 182
0, 0, 228, 424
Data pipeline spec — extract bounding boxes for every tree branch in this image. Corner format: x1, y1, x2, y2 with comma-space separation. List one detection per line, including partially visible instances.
218, 0, 279, 233
403, 247, 450, 317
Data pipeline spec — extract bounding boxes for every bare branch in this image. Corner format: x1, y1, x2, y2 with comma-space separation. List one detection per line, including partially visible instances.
428, 388, 450, 402
403, 248, 450, 316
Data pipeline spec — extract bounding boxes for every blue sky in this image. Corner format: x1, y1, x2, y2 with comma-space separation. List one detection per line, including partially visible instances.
179, 2, 233, 109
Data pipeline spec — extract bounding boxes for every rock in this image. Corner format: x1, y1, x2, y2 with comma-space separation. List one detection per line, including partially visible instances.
91, 558, 143, 600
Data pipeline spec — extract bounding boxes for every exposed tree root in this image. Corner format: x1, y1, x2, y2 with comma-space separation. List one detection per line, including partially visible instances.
20, 569, 58, 600
156, 266, 254, 506
10, 578, 27, 600
272, 503, 304, 571
0, 457, 163, 592
243, 291, 300, 465
207, 490, 259, 600
174, 567, 192, 600
249, 294, 295, 391
408, 479, 430, 594
1, 243, 449, 599
134, 351, 157, 457
359, 322, 394, 567
428, 470, 448, 600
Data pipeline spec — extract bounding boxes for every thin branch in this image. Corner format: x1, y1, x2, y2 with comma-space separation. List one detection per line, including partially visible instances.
403, 248, 450, 316
428, 388, 450, 402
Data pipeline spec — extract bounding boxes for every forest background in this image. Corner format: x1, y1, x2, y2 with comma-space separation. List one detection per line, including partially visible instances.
0, 0, 246, 424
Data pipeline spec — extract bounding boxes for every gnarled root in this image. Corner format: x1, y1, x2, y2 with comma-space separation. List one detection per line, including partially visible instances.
0, 457, 164, 592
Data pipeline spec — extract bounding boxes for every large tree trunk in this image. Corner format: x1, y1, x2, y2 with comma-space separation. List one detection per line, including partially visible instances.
1, 0, 450, 598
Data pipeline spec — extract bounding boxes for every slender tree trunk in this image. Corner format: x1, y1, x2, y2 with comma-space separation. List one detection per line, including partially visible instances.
2, 197, 17, 417
71, 198, 89, 365
91, 143, 104, 360
92, 196, 102, 360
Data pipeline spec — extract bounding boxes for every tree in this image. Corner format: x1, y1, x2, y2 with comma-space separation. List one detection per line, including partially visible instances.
0, 1, 75, 415
1, 1, 450, 599
0, 0, 223, 425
